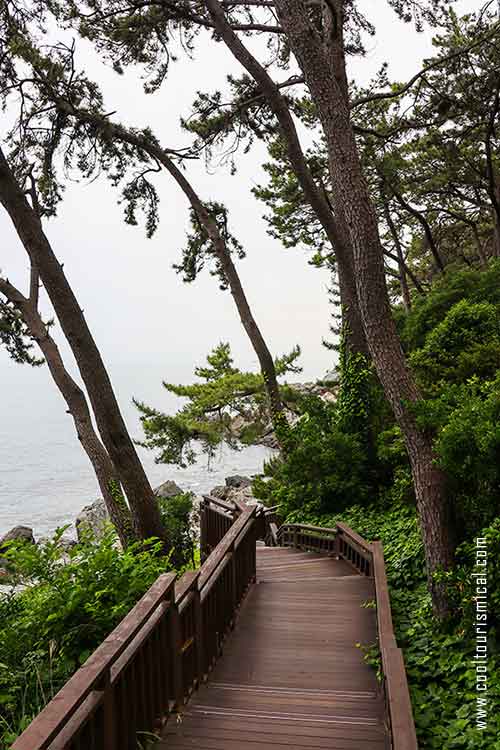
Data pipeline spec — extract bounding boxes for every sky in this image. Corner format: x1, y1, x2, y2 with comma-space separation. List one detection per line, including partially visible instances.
0, 0, 478, 434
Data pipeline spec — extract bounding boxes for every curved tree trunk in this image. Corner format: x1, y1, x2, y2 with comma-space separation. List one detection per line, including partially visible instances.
48, 103, 286, 435
0, 148, 167, 545
204, 0, 370, 359
0, 277, 135, 548
273, 0, 455, 616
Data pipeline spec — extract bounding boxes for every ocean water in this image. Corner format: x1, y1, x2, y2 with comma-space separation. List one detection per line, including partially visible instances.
0, 360, 273, 540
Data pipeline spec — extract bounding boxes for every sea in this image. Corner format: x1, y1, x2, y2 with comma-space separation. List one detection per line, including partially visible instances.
0, 360, 273, 540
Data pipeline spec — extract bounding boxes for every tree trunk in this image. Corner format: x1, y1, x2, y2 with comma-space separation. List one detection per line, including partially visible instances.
49, 103, 285, 434
156, 153, 287, 430
390, 188, 445, 273
0, 148, 167, 545
274, 0, 455, 616
383, 201, 412, 310
0, 277, 136, 548
204, 0, 370, 360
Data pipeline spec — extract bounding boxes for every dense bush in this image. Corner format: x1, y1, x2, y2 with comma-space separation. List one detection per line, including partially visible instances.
400, 261, 500, 350
157, 491, 196, 569
0, 529, 172, 747
256, 263, 500, 749
254, 395, 373, 517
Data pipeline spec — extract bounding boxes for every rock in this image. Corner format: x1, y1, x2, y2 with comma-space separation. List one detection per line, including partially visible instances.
75, 499, 109, 542
259, 433, 280, 449
154, 480, 183, 498
323, 369, 338, 383
209, 485, 230, 500
229, 415, 248, 436
225, 475, 252, 489
321, 391, 337, 404
0, 525, 35, 548
227, 485, 258, 507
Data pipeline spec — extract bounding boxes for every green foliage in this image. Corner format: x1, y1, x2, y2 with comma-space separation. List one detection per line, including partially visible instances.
402, 262, 500, 352
400, 265, 500, 537
0, 528, 172, 746
254, 395, 373, 517
392, 584, 500, 750
255, 330, 392, 518
290, 501, 500, 750
410, 299, 500, 388
157, 491, 196, 570
173, 202, 245, 290
135, 342, 301, 467
0, 302, 43, 366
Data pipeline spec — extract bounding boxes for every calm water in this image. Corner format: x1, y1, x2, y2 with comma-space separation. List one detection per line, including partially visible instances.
0, 360, 272, 540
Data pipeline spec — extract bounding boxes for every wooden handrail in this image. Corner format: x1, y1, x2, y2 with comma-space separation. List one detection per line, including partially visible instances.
201, 494, 235, 514
11, 573, 176, 750
371, 541, 417, 750
12, 505, 257, 750
277, 521, 418, 750
199, 508, 255, 590
279, 522, 336, 534
336, 521, 372, 552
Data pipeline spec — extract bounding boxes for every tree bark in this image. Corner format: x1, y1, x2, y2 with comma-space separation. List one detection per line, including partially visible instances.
0, 148, 167, 545
203, 0, 370, 359
273, 0, 455, 616
0, 276, 136, 548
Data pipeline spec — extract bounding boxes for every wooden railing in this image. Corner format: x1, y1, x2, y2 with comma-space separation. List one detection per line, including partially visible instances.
12, 505, 257, 750
199, 494, 235, 559
277, 522, 337, 554
277, 521, 418, 750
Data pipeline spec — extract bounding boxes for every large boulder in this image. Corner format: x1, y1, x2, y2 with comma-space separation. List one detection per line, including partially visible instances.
225, 475, 252, 489
0, 526, 35, 582
0, 526, 35, 548
75, 499, 109, 542
154, 480, 183, 498
227, 485, 259, 507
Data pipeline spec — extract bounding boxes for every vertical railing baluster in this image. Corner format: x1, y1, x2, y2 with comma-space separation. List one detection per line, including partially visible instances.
169, 600, 183, 710
102, 668, 116, 750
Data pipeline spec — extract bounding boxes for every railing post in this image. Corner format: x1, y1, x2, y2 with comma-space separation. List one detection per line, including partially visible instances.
251, 523, 257, 582
102, 668, 117, 750
200, 499, 207, 562
293, 526, 298, 549
169, 596, 184, 710
334, 527, 341, 559
193, 581, 205, 686
230, 542, 238, 618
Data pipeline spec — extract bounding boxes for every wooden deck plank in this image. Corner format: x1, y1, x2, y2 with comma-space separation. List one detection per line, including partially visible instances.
161, 547, 388, 749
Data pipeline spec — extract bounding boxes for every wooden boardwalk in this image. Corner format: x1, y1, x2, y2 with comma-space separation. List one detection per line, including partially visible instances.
12, 510, 416, 750
160, 546, 388, 749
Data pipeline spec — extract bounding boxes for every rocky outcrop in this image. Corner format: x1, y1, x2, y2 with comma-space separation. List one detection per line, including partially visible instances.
225, 475, 253, 490
208, 475, 262, 510
74, 481, 186, 542
0, 526, 36, 580
0, 525, 35, 547
75, 499, 109, 542
228, 381, 338, 449
154, 480, 184, 498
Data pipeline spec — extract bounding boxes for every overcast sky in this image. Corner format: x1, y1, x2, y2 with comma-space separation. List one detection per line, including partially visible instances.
0, 0, 477, 429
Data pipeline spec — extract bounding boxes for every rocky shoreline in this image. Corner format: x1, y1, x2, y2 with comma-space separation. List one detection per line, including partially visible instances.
0, 474, 260, 580
232, 379, 338, 448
